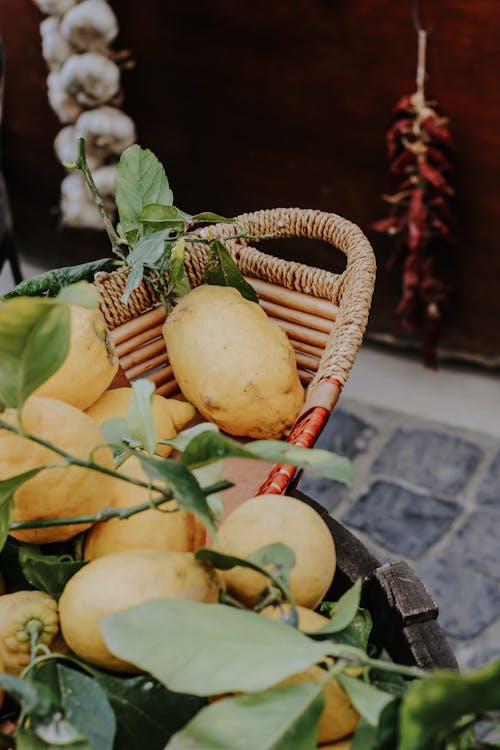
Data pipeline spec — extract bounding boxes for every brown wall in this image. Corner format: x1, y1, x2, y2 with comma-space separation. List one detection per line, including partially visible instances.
1, 1, 499, 363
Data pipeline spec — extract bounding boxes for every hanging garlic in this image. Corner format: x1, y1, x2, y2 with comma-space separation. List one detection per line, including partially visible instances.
58, 52, 121, 107
47, 71, 82, 123
32, 0, 78, 16
54, 126, 103, 170
40, 17, 74, 71
33, 0, 137, 230
60, 0, 118, 53
74, 107, 136, 159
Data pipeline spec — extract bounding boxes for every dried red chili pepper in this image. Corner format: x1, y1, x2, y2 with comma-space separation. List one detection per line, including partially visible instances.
372, 29, 456, 366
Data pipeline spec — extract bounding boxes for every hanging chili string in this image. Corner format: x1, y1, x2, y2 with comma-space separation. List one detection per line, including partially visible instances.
372, 12, 456, 367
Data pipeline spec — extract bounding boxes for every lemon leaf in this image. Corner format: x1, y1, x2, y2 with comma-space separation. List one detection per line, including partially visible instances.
56, 281, 100, 308
128, 379, 158, 455
165, 684, 324, 750
115, 145, 173, 242
309, 579, 362, 637
101, 600, 328, 696
204, 240, 258, 303
0, 298, 70, 408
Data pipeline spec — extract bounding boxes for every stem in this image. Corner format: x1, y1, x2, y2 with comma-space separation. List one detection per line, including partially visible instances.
70, 138, 126, 258
9, 480, 232, 531
415, 29, 427, 114
323, 643, 429, 680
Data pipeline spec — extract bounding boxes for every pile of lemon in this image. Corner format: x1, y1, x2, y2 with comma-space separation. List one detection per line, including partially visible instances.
0, 293, 356, 748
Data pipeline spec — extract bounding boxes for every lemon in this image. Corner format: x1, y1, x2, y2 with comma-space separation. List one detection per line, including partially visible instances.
86, 387, 192, 458
33, 304, 118, 410
215, 494, 336, 608
163, 285, 304, 438
1, 397, 115, 544
58, 548, 220, 672
0, 590, 59, 674
84, 456, 206, 559
261, 604, 358, 744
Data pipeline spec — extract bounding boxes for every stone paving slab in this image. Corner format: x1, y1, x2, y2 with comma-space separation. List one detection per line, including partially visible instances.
298, 397, 500, 671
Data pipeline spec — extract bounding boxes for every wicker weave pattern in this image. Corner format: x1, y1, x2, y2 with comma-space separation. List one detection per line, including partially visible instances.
95, 207, 375, 390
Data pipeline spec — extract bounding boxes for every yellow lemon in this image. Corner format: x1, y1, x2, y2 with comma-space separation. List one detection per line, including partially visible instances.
0, 590, 59, 674
163, 285, 304, 438
215, 494, 336, 608
34, 304, 118, 410
84, 456, 206, 559
0, 397, 115, 544
59, 548, 220, 672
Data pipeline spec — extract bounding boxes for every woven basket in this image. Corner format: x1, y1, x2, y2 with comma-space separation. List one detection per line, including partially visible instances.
94, 207, 376, 503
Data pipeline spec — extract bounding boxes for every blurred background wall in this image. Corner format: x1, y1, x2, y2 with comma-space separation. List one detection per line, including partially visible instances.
0, 0, 499, 364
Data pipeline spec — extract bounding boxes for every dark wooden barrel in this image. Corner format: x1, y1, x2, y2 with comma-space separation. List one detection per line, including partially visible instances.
295, 490, 458, 671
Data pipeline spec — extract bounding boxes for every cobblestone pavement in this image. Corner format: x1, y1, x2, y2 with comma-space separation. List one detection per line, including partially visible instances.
297, 397, 500, 671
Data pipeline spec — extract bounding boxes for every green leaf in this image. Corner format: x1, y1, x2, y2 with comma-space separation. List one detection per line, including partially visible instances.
177, 429, 353, 485
204, 239, 258, 303
247, 441, 353, 484
127, 379, 158, 455
190, 212, 235, 225
31, 662, 115, 750
88, 667, 206, 750
398, 660, 500, 750
166, 684, 324, 750
138, 454, 216, 536
100, 417, 134, 462
0, 259, 118, 300
122, 230, 172, 305
351, 700, 401, 750
55, 281, 100, 309
164, 423, 219, 452
115, 145, 173, 242
0, 298, 70, 408
19, 546, 87, 600
316, 607, 373, 650
337, 673, 394, 727
167, 238, 191, 296
195, 544, 296, 597
139, 204, 186, 233
101, 600, 328, 696
0, 469, 43, 553
0, 673, 56, 719
309, 579, 362, 636
16, 727, 90, 750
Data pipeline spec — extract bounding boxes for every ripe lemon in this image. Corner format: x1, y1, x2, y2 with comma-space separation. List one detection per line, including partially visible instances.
163, 285, 304, 438
86, 387, 194, 458
33, 304, 118, 410
1, 397, 115, 544
215, 494, 336, 608
0, 590, 59, 674
261, 604, 359, 744
83, 456, 206, 559
58, 548, 220, 672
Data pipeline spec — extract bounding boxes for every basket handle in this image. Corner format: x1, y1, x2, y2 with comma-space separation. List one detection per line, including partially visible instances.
225, 208, 375, 496
229, 208, 376, 392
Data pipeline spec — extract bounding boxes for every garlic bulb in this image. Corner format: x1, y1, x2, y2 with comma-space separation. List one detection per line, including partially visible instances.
54, 126, 103, 170
47, 71, 82, 123
58, 53, 121, 107
33, 0, 78, 16
74, 107, 136, 159
40, 17, 74, 70
61, 0, 118, 53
